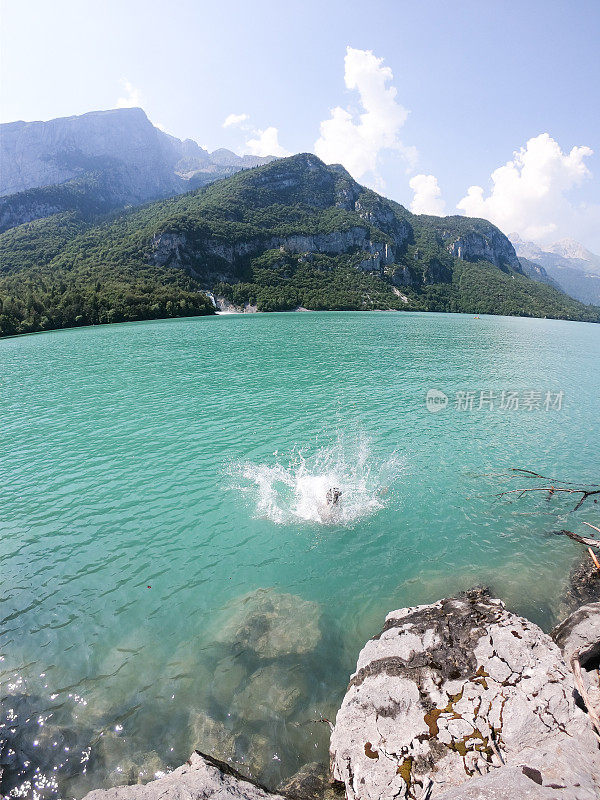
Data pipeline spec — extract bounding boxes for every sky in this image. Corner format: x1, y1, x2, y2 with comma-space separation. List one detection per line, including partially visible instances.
1, 0, 599, 250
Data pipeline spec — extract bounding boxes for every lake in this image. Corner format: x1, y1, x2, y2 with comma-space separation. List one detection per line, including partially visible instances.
1, 311, 599, 798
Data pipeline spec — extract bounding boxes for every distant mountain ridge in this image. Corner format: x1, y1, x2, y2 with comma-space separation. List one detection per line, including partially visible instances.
0, 107, 275, 230
510, 233, 600, 305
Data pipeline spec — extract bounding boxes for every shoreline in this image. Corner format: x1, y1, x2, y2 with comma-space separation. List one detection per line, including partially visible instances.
1, 306, 598, 343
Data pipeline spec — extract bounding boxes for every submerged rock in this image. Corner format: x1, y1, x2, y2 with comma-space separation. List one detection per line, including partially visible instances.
329, 588, 600, 800
94, 736, 168, 789
212, 589, 322, 659
81, 750, 286, 799
188, 711, 281, 782
210, 655, 248, 707
0, 690, 94, 799
277, 762, 343, 800
189, 711, 237, 765
232, 664, 306, 722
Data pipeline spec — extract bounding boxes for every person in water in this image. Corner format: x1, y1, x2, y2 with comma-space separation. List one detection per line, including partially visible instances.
326, 487, 342, 505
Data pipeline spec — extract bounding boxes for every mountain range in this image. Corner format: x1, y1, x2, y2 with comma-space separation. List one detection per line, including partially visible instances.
0, 108, 599, 336
510, 233, 600, 306
1, 139, 598, 336
0, 108, 275, 232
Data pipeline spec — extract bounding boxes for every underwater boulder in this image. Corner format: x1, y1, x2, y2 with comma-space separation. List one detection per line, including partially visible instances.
277, 762, 343, 800
231, 663, 306, 722
211, 589, 322, 659
189, 710, 237, 766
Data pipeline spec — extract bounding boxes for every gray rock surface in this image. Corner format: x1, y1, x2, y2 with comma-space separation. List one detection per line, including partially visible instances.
553, 601, 600, 731
553, 601, 600, 665
149, 229, 394, 276
0, 108, 181, 201
81, 751, 286, 799
445, 230, 521, 271
435, 763, 577, 799
329, 588, 600, 800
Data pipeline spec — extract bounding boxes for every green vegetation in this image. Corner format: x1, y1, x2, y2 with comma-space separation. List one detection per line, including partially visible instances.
0, 153, 598, 337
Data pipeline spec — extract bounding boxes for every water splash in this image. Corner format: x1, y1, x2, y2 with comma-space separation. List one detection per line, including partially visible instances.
229, 435, 401, 525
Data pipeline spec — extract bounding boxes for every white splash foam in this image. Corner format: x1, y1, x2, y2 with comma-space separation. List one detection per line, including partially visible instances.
229, 435, 400, 526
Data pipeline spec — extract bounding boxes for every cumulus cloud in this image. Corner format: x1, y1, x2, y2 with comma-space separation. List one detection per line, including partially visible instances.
223, 112, 249, 128
409, 174, 446, 215
457, 133, 599, 246
314, 47, 416, 185
116, 79, 142, 109
245, 126, 290, 157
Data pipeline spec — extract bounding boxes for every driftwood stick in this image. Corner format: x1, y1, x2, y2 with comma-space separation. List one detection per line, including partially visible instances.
509, 468, 600, 488
583, 521, 600, 534
571, 650, 600, 742
587, 547, 600, 570
555, 529, 600, 549
492, 469, 600, 510
496, 486, 600, 510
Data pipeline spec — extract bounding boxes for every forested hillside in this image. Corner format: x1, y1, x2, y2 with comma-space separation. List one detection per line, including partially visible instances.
1, 153, 598, 337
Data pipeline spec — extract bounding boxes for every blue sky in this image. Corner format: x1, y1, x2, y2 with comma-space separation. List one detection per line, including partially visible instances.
2, 0, 599, 249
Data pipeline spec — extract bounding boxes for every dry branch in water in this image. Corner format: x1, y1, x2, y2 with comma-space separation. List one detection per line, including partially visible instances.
495, 468, 600, 510
556, 529, 600, 550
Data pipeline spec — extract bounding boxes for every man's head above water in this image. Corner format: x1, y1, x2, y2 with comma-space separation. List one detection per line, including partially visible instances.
326, 487, 342, 505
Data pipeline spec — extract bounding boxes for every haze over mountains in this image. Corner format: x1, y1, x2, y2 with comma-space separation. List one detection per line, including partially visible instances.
510, 233, 600, 305
0, 108, 275, 230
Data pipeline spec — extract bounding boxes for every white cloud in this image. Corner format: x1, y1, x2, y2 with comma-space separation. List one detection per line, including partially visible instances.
245, 126, 290, 157
314, 47, 416, 186
223, 112, 249, 128
457, 133, 599, 246
116, 79, 142, 109
409, 174, 446, 215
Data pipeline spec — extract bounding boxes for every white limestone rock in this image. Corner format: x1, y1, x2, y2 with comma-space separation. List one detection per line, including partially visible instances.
81, 751, 286, 799
329, 588, 600, 800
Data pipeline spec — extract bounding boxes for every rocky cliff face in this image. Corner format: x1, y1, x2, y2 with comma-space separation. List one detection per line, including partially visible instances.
0, 108, 181, 201
149, 228, 395, 277
445, 229, 521, 272
0, 108, 277, 228
510, 234, 600, 305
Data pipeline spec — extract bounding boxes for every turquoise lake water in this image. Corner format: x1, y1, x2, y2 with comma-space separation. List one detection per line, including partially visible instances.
1, 311, 599, 798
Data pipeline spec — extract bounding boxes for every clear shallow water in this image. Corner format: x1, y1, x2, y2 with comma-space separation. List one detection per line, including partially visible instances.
1, 311, 599, 798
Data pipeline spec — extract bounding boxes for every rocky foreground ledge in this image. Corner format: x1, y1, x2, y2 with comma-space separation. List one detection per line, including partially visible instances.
82, 590, 600, 800
330, 589, 600, 799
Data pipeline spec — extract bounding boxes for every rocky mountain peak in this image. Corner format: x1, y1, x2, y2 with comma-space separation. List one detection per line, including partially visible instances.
0, 107, 280, 228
